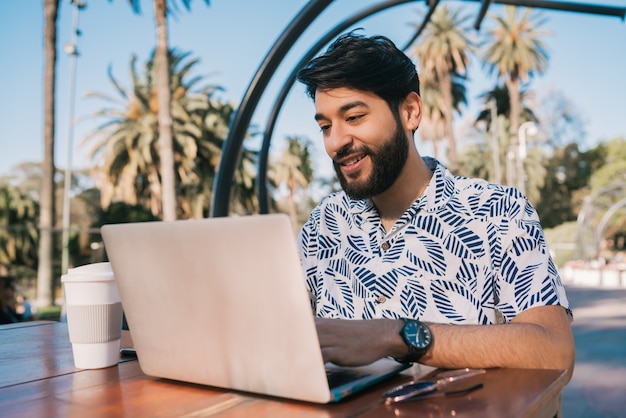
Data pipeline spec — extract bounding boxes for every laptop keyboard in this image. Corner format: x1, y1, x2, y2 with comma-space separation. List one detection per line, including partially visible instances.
326, 368, 371, 389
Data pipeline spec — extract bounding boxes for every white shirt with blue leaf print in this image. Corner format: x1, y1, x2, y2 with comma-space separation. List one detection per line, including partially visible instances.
297, 157, 570, 324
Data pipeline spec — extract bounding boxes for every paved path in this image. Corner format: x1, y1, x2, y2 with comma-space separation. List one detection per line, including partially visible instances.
561, 285, 626, 418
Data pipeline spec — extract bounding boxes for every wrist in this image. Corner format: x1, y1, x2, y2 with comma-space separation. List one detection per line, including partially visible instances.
388, 319, 410, 358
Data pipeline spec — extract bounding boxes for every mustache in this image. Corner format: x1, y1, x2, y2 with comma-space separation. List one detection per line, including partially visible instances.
333, 145, 370, 163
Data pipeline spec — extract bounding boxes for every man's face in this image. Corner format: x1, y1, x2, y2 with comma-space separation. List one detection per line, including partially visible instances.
314, 88, 409, 199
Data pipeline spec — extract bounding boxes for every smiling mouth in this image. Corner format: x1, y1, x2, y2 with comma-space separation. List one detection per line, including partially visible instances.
338, 154, 366, 167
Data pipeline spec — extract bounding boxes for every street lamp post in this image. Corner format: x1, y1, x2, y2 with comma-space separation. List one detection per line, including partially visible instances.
517, 121, 538, 196
61, 0, 86, 276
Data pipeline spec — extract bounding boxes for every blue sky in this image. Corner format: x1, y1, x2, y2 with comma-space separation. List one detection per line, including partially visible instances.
0, 0, 625, 179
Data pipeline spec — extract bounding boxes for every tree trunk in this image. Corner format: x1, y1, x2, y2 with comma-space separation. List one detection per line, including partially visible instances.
154, 0, 176, 221
505, 76, 521, 189
287, 186, 299, 235
37, 0, 59, 308
438, 67, 458, 173
489, 99, 502, 184
431, 138, 439, 160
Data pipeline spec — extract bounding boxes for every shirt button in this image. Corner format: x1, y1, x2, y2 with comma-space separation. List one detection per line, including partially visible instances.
377, 296, 387, 304
381, 242, 390, 251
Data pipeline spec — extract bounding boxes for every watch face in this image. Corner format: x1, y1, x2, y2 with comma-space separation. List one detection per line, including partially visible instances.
405, 321, 432, 349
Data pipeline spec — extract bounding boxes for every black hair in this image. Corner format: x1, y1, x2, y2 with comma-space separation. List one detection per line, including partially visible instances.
297, 31, 420, 114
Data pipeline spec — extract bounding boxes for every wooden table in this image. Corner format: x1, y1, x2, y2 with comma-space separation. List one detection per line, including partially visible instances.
0, 321, 567, 417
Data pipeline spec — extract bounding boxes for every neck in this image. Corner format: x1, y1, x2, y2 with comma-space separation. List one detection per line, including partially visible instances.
372, 152, 432, 232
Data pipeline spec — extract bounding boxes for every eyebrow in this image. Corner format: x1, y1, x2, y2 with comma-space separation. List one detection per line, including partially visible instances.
314, 100, 369, 122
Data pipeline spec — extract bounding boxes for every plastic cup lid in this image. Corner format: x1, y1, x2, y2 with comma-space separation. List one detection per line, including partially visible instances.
61, 262, 114, 283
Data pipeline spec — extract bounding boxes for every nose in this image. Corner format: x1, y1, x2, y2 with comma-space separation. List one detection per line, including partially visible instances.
324, 124, 353, 158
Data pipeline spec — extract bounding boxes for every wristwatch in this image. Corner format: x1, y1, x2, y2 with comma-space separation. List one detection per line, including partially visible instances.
398, 318, 433, 363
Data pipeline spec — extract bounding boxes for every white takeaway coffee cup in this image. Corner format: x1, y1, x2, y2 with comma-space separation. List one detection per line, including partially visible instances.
61, 262, 123, 369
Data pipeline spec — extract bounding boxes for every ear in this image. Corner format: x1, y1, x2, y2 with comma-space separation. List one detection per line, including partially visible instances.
401, 92, 422, 132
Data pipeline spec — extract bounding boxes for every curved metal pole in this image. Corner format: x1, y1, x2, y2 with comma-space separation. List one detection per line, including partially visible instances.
474, 0, 493, 30
257, 0, 422, 213
594, 196, 626, 259
213, 0, 624, 218
461, 0, 625, 20
210, 0, 334, 217
400, 0, 440, 51
576, 183, 626, 260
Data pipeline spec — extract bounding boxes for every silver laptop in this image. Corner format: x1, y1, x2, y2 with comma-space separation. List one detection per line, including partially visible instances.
101, 214, 409, 403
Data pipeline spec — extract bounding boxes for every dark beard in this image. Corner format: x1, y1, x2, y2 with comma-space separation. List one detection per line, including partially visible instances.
333, 121, 409, 200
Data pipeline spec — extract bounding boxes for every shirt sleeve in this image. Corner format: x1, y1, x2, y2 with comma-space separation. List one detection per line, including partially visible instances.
496, 193, 571, 322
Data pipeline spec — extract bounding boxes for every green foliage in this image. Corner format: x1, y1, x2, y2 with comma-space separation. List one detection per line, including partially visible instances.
411, 4, 474, 169
83, 48, 245, 219
276, 137, 315, 188
589, 137, 626, 191
480, 6, 551, 193
456, 140, 493, 181
535, 142, 605, 228
537, 137, 626, 261
37, 305, 62, 321
230, 147, 261, 216
482, 6, 550, 82
543, 221, 577, 267
0, 186, 39, 274
413, 4, 475, 75
268, 136, 316, 229
96, 201, 159, 226
474, 84, 537, 127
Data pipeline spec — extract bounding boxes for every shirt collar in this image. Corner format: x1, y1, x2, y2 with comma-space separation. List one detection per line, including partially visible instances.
346, 156, 455, 216
418, 156, 456, 213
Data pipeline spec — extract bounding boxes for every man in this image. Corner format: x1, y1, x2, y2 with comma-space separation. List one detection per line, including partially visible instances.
295, 32, 574, 377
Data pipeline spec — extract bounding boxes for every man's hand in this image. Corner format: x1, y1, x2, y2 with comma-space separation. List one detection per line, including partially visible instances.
315, 305, 574, 381
315, 318, 406, 366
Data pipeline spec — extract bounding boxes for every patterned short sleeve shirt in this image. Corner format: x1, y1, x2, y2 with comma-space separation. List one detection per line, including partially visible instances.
297, 157, 570, 324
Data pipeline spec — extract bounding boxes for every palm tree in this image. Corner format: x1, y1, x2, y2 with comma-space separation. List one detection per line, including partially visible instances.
1, 163, 83, 271
84, 49, 232, 219
475, 84, 537, 128
474, 84, 538, 184
412, 4, 474, 173
152, 0, 175, 221
482, 5, 549, 188
417, 77, 447, 159
177, 82, 237, 218
37, 0, 60, 308
119, 0, 210, 221
458, 118, 546, 205
84, 51, 216, 216
418, 72, 467, 160
85, 53, 165, 214
269, 137, 314, 232
230, 147, 260, 216
0, 186, 39, 277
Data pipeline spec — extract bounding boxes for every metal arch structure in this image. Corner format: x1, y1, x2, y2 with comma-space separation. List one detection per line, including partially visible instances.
256, 0, 418, 214
594, 196, 626, 258
209, 0, 333, 218
255, 0, 444, 214
576, 183, 626, 261
210, 0, 626, 218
